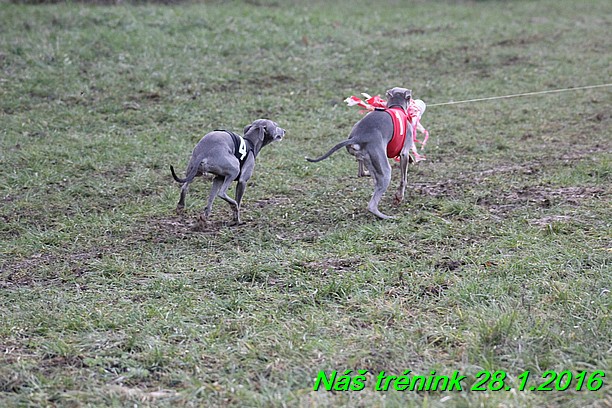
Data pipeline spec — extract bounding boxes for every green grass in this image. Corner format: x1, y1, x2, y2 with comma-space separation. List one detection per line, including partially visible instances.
1, 0, 610, 406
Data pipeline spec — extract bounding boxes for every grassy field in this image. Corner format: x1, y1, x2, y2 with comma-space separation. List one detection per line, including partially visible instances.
1, 0, 610, 406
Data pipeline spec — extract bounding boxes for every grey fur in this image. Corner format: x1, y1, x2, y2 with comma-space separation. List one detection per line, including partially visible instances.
306, 87, 413, 219
170, 119, 285, 225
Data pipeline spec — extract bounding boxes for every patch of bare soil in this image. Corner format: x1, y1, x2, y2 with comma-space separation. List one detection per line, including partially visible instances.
41, 355, 85, 371
142, 215, 214, 237
528, 215, 572, 227
252, 196, 291, 208
494, 34, 546, 47
413, 179, 461, 199
104, 385, 179, 402
414, 145, 609, 216
300, 257, 362, 274
419, 282, 450, 298
412, 162, 544, 200
477, 186, 606, 215
0, 251, 101, 288
415, 179, 606, 217
2, 191, 296, 277
434, 258, 467, 272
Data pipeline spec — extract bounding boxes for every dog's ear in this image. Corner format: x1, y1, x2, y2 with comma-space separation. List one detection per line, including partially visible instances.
404, 89, 412, 101
245, 120, 266, 141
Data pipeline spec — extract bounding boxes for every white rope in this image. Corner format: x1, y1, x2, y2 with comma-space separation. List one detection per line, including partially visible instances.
428, 83, 612, 107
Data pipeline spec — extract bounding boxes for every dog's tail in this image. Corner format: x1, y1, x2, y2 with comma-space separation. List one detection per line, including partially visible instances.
305, 139, 353, 163
170, 165, 188, 183
171, 147, 210, 185
170, 154, 203, 184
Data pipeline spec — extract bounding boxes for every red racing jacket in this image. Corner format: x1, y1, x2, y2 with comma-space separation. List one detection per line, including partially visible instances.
384, 106, 409, 159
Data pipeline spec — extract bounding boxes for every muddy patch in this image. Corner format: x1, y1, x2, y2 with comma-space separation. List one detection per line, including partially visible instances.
528, 215, 573, 227
0, 251, 102, 288
299, 257, 362, 274
253, 196, 291, 208
495, 33, 546, 47
477, 186, 606, 215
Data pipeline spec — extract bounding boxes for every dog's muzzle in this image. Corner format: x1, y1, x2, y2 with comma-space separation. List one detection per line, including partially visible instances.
274, 128, 286, 140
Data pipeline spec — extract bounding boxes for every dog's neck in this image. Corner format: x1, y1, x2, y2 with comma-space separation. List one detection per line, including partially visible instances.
386, 99, 408, 113
244, 130, 267, 158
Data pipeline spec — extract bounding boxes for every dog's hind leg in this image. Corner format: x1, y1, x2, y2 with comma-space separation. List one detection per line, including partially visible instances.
200, 175, 224, 221
176, 183, 190, 214
348, 144, 370, 178
394, 150, 410, 205
357, 160, 370, 177
394, 125, 414, 205
365, 149, 393, 219
234, 180, 247, 224
234, 159, 255, 222
216, 173, 241, 225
